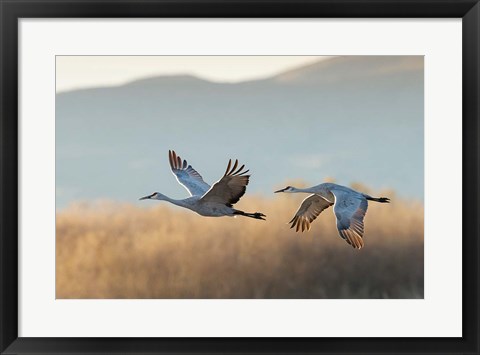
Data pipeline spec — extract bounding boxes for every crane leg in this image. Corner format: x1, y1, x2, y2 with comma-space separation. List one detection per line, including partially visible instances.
233, 210, 266, 220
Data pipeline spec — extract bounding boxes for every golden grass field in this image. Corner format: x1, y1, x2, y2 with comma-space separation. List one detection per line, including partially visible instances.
56, 184, 424, 299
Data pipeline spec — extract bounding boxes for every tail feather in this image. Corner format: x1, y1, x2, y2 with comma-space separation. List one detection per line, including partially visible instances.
234, 210, 266, 220
366, 196, 390, 203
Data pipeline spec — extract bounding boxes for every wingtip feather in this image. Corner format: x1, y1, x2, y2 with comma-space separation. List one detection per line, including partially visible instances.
168, 150, 174, 168
224, 159, 232, 176
230, 159, 239, 175
232, 164, 245, 175
172, 150, 178, 168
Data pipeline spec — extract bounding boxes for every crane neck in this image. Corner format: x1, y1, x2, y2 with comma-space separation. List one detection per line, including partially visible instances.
154, 193, 189, 208
292, 184, 329, 195
291, 187, 318, 193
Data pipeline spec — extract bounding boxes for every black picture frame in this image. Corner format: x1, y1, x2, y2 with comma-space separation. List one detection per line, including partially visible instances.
1, 1, 478, 354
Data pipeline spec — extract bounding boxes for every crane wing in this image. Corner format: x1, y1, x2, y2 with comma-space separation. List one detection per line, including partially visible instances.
169, 150, 211, 196
288, 194, 333, 232
200, 159, 249, 206
331, 188, 368, 249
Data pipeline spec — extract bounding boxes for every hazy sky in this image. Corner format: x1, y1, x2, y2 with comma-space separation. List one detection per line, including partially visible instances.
56, 56, 423, 209
56, 56, 331, 93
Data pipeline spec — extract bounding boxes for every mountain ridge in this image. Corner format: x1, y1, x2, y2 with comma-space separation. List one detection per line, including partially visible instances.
57, 56, 423, 94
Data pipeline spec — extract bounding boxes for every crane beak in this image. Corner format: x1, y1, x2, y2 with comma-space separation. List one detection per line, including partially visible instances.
139, 194, 152, 200
274, 188, 286, 193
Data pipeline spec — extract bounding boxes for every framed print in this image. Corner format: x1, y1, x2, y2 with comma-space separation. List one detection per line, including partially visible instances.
1, 0, 479, 354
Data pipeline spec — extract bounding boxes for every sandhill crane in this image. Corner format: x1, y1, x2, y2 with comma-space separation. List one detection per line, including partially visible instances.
274, 183, 390, 249
140, 150, 266, 220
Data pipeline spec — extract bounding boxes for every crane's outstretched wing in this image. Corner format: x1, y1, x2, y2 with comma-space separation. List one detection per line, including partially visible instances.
331, 188, 368, 249
288, 194, 333, 232
200, 159, 249, 206
169, 150, 211, 196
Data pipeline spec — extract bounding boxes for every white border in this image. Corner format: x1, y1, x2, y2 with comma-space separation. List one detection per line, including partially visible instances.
19, 19, 462, 337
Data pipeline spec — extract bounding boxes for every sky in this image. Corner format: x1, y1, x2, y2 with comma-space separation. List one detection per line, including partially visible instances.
55, 55, 423, 208
56, 56, 331, 93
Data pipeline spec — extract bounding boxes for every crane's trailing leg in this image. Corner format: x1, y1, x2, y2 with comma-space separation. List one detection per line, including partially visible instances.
233, 210, 266, 220
366, 196, 390, 203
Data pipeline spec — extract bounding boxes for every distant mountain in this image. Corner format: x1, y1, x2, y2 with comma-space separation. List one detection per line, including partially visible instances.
56, 56, 424, 208
270, 56, 423, 85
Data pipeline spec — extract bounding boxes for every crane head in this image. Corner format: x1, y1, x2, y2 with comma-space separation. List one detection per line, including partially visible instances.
139, 192, 158, 200
274, 186, 294, 193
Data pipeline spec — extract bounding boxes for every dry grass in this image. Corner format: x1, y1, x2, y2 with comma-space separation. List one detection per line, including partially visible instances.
56, 185, 423, 299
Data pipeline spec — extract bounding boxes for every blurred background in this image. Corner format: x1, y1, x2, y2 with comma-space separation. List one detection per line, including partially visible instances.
56, 56, 424, 299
